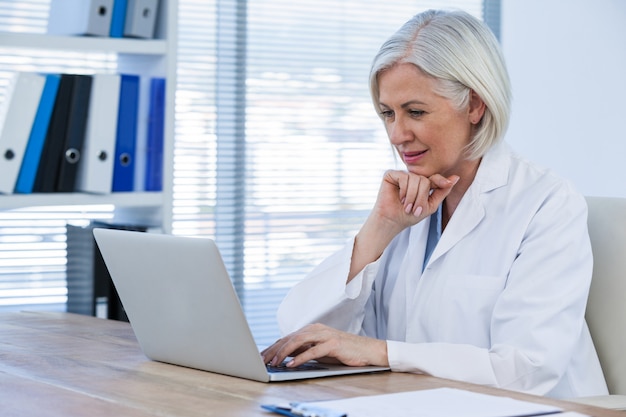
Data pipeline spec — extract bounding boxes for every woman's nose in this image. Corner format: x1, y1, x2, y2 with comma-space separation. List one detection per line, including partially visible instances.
388, 117, 412, 145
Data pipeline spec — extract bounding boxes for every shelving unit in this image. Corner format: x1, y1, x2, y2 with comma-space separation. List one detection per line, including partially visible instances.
1, 191, 163, 210
0, 32, 168, 55
0, 0, 177, 233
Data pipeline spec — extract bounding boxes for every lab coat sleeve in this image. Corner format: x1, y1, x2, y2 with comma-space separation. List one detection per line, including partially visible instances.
387, 341, 498, 385
277, 237, 381, 336
387, 189, 595, 396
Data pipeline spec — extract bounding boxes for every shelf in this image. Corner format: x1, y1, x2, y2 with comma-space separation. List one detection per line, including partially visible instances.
0, 32, 167, 55
1, 192, 163, 211
0, 0, 176, 232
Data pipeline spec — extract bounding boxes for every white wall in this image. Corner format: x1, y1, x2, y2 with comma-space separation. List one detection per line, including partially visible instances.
501, 0, 626, 198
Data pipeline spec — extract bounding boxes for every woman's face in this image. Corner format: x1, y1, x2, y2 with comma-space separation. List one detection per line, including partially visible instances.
377, 63, 483, 178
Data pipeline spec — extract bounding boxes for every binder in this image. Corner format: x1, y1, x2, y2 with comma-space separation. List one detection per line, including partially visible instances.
145, 77, 165, 191
66, 221, 148, 320
92, 222, 148, 321
56, 74, 93, 192
109, 0, 129, 38
47, 0, 114, 37
76, 74, 121, 194
124, 0, 159, 39
133, 75, 150, 192
112, 74, 139, 192
66, 223, 98, 316
15, 74, 61, 194
34, 74, 75, 193
0, 72, 46, 194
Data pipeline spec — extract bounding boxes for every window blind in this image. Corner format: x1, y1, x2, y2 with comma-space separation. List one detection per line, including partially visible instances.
173, 0, 489, 347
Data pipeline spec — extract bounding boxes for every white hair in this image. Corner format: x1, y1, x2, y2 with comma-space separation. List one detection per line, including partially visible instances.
369, 9, 511, 160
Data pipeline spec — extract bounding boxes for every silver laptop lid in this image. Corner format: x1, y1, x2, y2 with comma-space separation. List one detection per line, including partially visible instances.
93, 228, 272, 382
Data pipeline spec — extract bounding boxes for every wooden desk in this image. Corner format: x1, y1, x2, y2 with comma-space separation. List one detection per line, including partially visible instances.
0, 311, 620, 417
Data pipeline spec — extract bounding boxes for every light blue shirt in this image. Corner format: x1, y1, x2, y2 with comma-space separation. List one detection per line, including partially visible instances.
423, 204, 442, 271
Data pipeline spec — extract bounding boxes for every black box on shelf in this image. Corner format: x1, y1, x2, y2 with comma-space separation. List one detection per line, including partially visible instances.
66, 220, 148, 322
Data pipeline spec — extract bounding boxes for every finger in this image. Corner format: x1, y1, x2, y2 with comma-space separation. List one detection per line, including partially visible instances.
261, 340, 283, 364
286, 342, 332, 368
382, 170, 409, 202
412, 176, 433, 217
429, 174, 459, 190
428, 175, 460, 209
402, 175, 423, 214
272, 324, 338, 367
269, 331, 320, 366
262, 334, 302, 366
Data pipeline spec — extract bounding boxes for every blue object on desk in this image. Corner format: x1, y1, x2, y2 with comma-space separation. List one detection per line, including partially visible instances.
261, 403, 347, 417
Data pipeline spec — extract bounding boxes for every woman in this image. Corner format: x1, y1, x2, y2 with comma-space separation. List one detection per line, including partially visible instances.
261, 9, 608, 398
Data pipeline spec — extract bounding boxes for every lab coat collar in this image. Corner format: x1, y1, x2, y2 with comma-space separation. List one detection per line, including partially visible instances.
470, 141, 511, 194
423, 141, 512, 269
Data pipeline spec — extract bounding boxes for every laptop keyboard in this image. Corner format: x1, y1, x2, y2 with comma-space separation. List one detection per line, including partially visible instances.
267, 361, 329, 373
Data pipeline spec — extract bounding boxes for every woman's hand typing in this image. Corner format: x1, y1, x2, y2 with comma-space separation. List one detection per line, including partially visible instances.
261, 323, 389, 369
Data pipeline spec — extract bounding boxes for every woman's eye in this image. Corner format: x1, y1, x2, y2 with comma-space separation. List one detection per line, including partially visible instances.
409, 109, 425, 117
380, 110, 394, 119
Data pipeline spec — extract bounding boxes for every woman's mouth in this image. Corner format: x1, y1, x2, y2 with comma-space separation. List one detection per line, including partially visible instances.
403, 150, 427, 164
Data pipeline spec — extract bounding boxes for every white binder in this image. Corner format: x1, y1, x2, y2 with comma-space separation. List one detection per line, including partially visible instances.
76, 74, 121, 194
47, 0, 114, 37
132, 75, 151, 191
0, 72, 46, 194
124, 0, 159, 39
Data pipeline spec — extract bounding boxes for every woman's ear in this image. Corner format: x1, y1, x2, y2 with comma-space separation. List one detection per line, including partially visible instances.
468, 90, 486, 125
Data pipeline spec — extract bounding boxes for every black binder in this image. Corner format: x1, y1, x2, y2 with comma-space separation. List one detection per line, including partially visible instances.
56, 74, 93, 192
34, 74, 75, 193
66, 221, 148, 321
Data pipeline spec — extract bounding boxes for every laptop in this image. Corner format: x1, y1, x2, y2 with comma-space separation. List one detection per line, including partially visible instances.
92, 228, 390, 382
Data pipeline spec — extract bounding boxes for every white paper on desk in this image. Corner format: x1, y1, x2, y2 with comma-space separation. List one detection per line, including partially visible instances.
302, 387, 562, 417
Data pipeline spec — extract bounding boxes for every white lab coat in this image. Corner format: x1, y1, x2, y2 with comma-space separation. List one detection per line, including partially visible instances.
277, 142, 608, 399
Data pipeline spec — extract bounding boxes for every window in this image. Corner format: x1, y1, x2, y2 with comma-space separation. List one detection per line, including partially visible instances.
174, 0, 489, 346
0, 0, 494, 347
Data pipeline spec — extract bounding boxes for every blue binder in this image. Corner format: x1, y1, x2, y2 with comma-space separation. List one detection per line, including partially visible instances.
109, 0, 128, 37
15, 74, 61, 194
144, 77, 165, 192
112, 74, 139, 192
